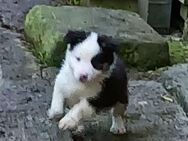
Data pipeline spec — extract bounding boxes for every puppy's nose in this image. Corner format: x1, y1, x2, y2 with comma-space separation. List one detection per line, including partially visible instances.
79, 74, 88, 82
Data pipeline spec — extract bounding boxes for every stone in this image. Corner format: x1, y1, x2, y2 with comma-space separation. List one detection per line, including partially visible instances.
179, 0, 188, 5
41, 67, 59, 85
182, 18, 188, 41
0, 65, 3, 88
138, 0, 149, 21
24, 5, 169, 69
160, 63, 188, 114
180, 3, 188, 21
0, 0, 59, 31
0, 27, 39, 80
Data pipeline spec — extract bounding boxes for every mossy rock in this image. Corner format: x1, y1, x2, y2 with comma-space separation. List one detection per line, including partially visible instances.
169, 41, 188, 64
24, 5, 169, 69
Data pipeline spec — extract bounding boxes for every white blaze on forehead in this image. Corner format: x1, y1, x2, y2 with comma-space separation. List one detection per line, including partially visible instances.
72, 32, 100, 59
66, 32, 103, 82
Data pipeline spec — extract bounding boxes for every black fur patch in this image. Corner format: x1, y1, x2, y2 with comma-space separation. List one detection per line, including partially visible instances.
91, 35, 118, 71
88, 58, 128, 111
64, 30, 90, 50
91, 52, 114, 71
97, 35, 118, 53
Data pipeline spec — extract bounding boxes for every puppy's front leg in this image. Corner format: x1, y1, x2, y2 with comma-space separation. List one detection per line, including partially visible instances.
48, 83, 64, 119
59, 99, 95, 130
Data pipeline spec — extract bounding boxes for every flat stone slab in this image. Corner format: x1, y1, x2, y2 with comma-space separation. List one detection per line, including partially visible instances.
24, 5, 169, 69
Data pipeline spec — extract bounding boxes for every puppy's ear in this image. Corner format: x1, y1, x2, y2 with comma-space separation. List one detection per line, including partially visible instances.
97, 35, 118, 53
64, 30, 89, 50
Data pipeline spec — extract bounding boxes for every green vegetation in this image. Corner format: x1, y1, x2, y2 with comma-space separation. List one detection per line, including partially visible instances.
169, 41, 188, 65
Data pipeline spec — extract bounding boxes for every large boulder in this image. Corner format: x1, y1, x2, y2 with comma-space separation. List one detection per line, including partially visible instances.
24, 5, 169, 69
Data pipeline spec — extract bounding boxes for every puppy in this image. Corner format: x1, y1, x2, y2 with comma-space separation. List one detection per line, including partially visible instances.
48, 31, 128, 134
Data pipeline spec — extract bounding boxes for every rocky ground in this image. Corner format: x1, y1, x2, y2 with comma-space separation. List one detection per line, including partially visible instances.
0, 0, 188, 141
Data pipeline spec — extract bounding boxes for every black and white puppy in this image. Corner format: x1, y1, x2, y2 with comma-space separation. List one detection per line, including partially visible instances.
48, 31, 128, 134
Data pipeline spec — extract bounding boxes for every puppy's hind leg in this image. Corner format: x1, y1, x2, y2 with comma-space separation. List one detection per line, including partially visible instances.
110, 102, 127, 135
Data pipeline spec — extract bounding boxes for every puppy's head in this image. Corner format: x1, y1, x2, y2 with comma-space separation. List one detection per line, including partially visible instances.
64, 30, 117, 83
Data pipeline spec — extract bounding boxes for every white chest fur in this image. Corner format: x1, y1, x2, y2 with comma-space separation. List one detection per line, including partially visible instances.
65, 82, 102, 107
55, 65, 103, 107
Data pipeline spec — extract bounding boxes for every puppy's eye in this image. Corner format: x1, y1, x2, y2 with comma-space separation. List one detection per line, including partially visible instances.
76, 57, 80, 61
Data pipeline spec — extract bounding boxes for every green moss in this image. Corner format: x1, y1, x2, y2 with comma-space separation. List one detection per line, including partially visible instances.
119, 42, 136, 65
25, 6, 66, 67
119, 42, 169, 70
168, 41, 188, 64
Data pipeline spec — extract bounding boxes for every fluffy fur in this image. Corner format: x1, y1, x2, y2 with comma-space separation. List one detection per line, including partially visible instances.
48, 31, 128, 134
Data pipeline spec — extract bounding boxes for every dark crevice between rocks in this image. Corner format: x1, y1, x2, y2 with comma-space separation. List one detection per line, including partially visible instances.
174, 94, 188, 117
175, 96, 188, 117
0, 130, 5, 138
0, 18, 12, 31
1, 23, 11, 30
0, 15, 3, 27
0, 15, 23, 33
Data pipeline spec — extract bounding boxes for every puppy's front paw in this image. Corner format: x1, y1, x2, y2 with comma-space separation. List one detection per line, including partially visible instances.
58, 116, 78, 130
47, 108, 63, 119
110, 116, 126, 134
110, 124, 126, 134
